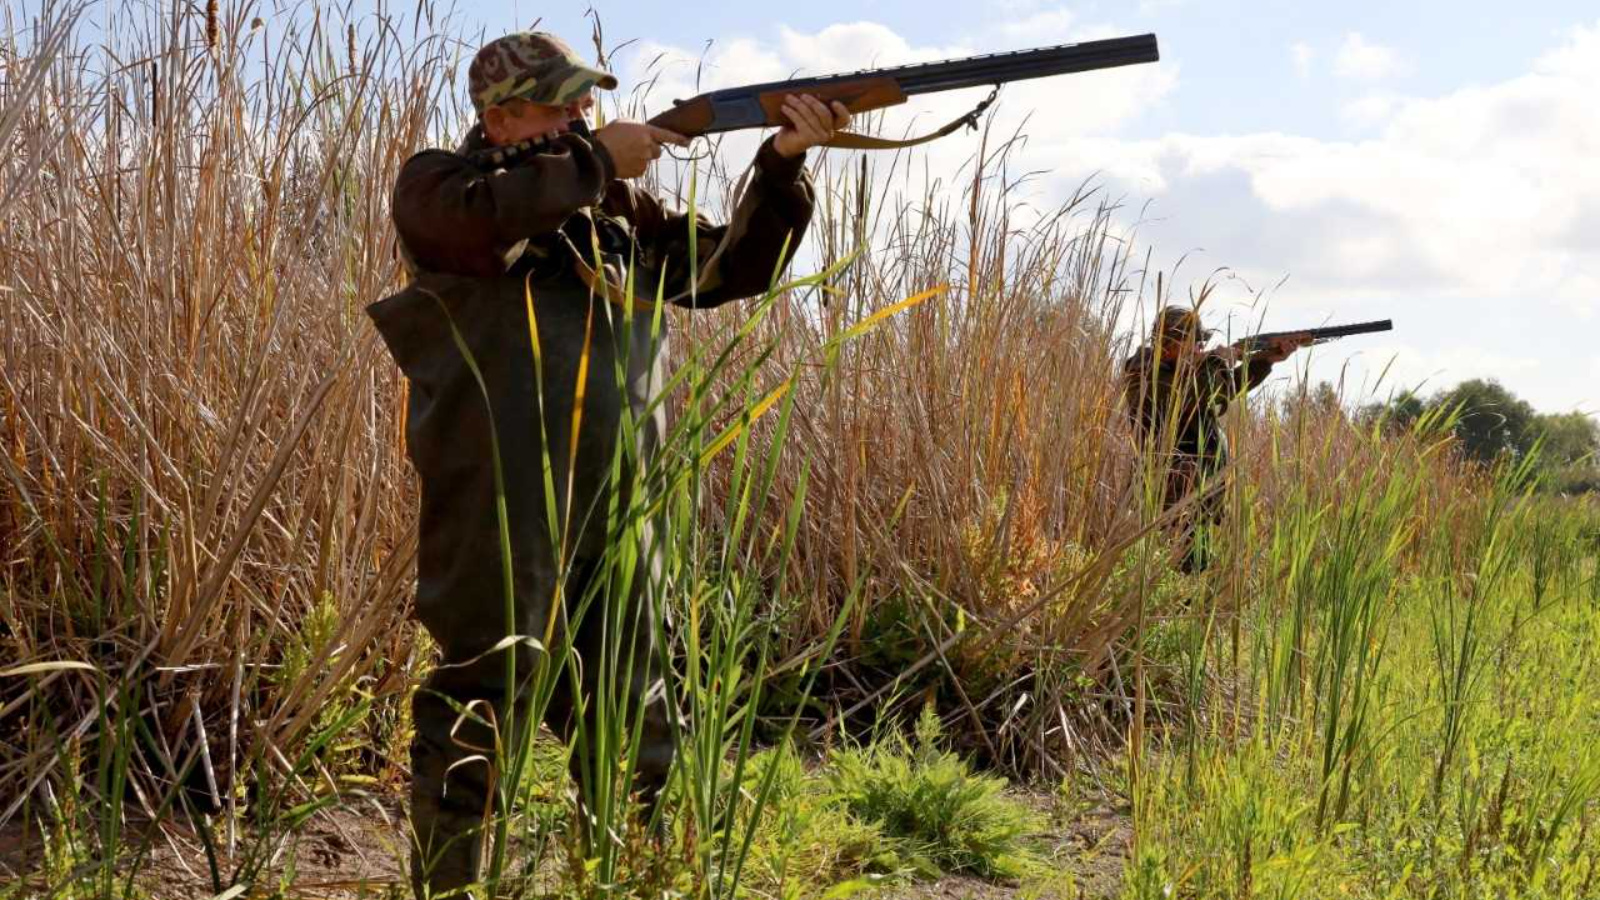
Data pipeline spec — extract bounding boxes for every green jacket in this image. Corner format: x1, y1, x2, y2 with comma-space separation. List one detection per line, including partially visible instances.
367, 126, 814, 638
1121, 347, 1274, 466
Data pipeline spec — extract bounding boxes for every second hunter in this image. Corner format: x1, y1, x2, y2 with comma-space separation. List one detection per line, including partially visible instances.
1122, 308, 1307, 573
367, 32, 849, 899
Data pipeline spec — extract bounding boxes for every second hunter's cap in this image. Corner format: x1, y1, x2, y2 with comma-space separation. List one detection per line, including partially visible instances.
468, 32, 618, 116
1154, 307, 1212, 342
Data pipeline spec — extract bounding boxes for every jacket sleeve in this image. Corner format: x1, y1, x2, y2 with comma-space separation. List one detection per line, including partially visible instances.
392, 134, 617, 278
1233, 357, 1276, 392
1121, 352, 1154, 438
603, 137, 815, 309
1207, 354, 1274, 409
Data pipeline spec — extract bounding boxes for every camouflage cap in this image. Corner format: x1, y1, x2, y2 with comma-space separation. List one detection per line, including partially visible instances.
1154, 307, 1212, 342
468, 32, 618, 116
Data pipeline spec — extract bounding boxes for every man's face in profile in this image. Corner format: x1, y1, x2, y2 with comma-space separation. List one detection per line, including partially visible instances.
1159, 329, 1202, 362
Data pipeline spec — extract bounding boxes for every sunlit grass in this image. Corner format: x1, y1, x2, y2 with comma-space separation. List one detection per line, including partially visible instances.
1129, 441, 1600, 900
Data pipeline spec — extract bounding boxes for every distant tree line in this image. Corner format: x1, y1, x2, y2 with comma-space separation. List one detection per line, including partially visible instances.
1360, 379, 1600, 493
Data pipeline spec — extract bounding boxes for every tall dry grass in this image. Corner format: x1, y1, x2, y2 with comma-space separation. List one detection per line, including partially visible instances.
1, 0, 448, 822
0, 0, 1494, 837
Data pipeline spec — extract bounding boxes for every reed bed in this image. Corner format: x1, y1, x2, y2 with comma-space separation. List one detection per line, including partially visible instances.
2, 2, 1574, 898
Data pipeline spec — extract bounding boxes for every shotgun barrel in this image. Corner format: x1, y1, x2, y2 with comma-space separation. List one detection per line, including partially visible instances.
1234, 319, 1394, 352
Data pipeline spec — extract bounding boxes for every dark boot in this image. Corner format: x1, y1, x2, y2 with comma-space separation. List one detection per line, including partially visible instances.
409, 781, 486, 899
409, 683, 498, 899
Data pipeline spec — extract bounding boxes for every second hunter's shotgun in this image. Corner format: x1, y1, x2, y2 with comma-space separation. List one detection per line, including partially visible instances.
647, 33, 1160, 150
1233, 320, 1395, 354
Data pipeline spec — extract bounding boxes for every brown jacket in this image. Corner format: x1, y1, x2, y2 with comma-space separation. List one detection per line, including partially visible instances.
1121, 347, 1274, 465
367, 126, 814, 644
389, 126, 813, 303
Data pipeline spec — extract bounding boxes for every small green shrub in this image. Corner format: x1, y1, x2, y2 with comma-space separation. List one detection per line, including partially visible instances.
825, 705, 1044, 880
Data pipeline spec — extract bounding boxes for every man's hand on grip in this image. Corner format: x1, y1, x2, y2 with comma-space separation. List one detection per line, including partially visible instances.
594, 121, 688, 179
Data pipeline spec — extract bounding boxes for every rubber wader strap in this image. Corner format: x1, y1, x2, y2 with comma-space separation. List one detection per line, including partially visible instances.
559, 230, 655, 312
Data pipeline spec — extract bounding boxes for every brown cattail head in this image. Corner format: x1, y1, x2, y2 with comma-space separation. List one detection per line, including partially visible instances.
206, 0, 218, 50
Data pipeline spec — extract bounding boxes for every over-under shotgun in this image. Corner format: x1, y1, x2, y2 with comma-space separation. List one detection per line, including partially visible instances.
647, 34, 1161, 146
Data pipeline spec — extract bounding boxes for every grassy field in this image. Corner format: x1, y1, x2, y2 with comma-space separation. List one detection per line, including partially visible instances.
2, 3, 1598, 899
1127, 463, 1600, 898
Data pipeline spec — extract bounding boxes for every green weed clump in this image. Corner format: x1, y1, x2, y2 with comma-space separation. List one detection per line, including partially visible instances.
723, 748, 893, 894
826, 706, 1045, 881
707, 708, 1058, 897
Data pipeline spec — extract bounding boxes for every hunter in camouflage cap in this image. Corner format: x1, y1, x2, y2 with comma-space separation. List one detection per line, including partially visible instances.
468, 31, 618, 116
1154, 306, 1212, 343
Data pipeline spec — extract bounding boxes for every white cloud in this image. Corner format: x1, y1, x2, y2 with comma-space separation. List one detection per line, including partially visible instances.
1340, 93, 1398, 128
1291, 41, 1314, 78
989, 8, 1077, 43
1323, 343, 1543, 394
775, 22, 941, 73
1056, 23, 1600, 301
1334, 32, 1407, 81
